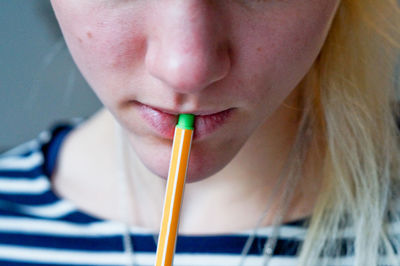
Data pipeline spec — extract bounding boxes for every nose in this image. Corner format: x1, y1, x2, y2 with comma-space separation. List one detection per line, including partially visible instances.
145, 1, 231, 94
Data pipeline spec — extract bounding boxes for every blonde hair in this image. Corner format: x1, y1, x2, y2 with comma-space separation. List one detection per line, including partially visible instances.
289, 0, 400, 265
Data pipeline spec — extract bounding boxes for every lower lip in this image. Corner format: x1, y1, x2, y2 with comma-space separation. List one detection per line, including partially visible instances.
137, 102, 233, 140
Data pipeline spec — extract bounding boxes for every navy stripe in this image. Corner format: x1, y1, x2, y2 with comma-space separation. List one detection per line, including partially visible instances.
0, 208, 52, 220
281, 218, 309, 227
0, 233, 123, 252
0, 165, 45, 178
0, 232, 304, 255
0, 148, 40, 158
174, 235, 301, 256
60, 212, 103, 224
0, 202, 30, 218
41, 125, 74, 178
0, 190, 61, 205
18, 149, 41, 158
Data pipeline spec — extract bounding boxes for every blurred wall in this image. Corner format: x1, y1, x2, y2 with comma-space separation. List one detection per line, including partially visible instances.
0, 1, 102, 152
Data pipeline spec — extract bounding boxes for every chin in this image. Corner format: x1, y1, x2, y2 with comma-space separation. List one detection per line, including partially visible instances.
140, 149, 226, 183
126, 125, 243, 184
133, 140, 235, 183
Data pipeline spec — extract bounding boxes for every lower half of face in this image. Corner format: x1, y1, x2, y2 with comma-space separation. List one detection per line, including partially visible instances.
51, 0, 340, 182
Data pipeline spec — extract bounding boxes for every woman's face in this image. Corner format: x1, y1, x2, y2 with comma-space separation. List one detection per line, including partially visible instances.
51, 0, 340, 182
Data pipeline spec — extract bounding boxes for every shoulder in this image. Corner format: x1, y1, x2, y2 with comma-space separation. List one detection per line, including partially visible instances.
0, 121, 79, 207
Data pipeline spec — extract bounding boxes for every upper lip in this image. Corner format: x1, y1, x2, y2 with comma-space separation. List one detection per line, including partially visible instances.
138, 101, 231, 116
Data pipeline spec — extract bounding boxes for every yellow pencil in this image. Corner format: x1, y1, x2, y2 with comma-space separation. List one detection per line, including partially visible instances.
155, 114, 195, 266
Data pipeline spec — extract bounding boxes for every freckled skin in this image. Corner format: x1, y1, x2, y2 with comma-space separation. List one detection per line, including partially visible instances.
51, 0, 340, 182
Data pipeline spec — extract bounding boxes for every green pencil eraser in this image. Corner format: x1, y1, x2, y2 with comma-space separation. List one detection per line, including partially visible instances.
177, 114, 195, 130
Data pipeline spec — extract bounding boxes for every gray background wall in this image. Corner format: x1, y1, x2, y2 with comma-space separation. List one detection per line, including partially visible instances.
0, 1, 102, 152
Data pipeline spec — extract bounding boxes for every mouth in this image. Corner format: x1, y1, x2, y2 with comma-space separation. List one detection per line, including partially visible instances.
135, 101, 234, 140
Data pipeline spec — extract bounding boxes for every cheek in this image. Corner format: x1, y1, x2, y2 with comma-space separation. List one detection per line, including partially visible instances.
273, 2, 338, 77
72, 19, 147, 73
54, 3, 146, 78
56, 7, 148, 107
238, 2, 337, 109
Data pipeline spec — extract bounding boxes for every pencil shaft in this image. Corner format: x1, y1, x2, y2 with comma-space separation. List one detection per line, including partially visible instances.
155, 127, 193, 266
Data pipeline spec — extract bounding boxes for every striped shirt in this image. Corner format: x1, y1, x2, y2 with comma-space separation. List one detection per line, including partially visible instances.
0, 122, 381, 266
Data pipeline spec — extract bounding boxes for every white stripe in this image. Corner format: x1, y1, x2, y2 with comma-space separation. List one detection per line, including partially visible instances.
239, 219, 400, 241
0, 245, 299, 266
21, 200, 77, 218
0, 216, 309, 240
173, 254, 297, 266
0, 139, 40, 158
0, 151, 43, 170
134, 252, 390, 266
0, 245, 376, 266
333, 223, 391, 239
236, 225, 307, 239
0, 217, 122, 236
134, 253, 300, 266
0, 175, 50, 194
0, 246, 301, 266
0, 217, 163, 236
0, 245, 127, 265
38, 130, 52, 143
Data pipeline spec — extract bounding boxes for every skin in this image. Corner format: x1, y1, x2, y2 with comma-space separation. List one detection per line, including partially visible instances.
51, 0, 340, 233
